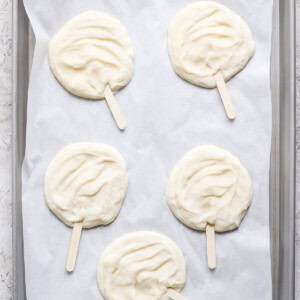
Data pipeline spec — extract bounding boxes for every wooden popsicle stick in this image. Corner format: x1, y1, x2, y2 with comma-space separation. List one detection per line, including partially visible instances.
167, 289, 187, 300
66, 222, 83, 272
104, 85, 126, 130
206, 224, 216, 270
214, 71, 236, 120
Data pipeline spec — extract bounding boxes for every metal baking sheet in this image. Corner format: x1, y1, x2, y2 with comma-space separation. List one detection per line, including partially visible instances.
269, 0, 295, 299
12, 0, 295, 299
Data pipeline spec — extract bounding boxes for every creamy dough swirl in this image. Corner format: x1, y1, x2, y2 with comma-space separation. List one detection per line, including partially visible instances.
168, 1, 255, 88
97, 232, 186, 300
49, 11, 134, 99
166, 145, 253, 232
44, 143, 128, 228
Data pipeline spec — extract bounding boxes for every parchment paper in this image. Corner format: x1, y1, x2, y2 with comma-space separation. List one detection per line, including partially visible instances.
22, 0, 273, 299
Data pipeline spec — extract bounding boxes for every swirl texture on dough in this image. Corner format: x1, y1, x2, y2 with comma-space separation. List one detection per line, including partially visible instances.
168, 1, 255, 88
44, 143, 128, 228
97, 232, 186, 300
166, 145, 253, 232
49, 11, 134, 99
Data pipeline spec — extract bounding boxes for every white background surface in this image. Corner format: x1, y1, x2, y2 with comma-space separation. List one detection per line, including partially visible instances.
0, 0, 299, 299
22, 0, 273, 299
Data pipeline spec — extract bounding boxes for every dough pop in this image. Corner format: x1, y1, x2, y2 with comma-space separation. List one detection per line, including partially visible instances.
97, 232, 187, 300
168, 1, 255, 119
166, 145, 253, 269
44, 143, 128, 272
49, 11, 135, 129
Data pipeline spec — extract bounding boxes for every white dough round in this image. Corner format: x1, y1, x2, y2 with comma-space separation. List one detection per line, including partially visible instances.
44, 143, 128, 228
97, 232, 186, 300
49, 11, 134, 99
166, 145, 253, 232
168, 1, 255, 88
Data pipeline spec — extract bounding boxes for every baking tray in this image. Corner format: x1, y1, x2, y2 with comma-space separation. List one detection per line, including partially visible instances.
12, 0, 295, 299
